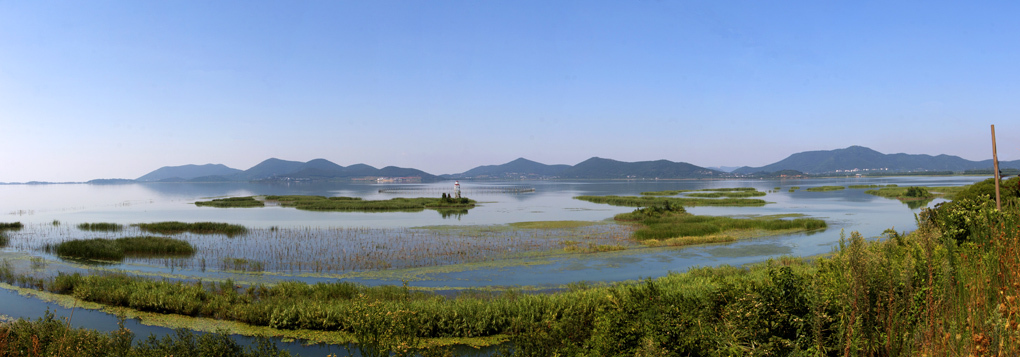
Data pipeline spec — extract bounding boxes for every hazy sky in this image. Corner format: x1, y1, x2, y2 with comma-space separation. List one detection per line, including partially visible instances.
2, 1, 1018, 182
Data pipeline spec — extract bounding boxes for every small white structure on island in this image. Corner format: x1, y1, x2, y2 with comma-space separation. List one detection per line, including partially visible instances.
454, 180, 461, 198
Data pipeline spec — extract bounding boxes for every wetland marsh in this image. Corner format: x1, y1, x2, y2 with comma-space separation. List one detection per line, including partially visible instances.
0, 177, 989, 354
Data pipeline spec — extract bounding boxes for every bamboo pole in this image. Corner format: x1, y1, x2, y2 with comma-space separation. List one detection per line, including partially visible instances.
992, 125, 1001, 210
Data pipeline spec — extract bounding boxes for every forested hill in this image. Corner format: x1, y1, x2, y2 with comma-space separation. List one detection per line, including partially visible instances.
448, 157, 726, 179
733, 145, 1020, 175
444, 158, 571, 179
136, 164, 243, 182
134, 158, 440, 183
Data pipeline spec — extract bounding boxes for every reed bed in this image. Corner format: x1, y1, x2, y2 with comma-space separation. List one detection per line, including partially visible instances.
77, 222, 124, 232
10, 223, 635, 274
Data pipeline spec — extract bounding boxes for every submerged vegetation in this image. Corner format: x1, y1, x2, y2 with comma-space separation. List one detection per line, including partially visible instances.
575, 195, 767, 207
45, 236, 196, 261
136, 222, 247, 236
195, 196, 265, 208
77, 222, 124, 232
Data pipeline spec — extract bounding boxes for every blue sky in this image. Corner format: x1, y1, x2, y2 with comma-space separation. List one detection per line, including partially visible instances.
1, 1, 1018, 182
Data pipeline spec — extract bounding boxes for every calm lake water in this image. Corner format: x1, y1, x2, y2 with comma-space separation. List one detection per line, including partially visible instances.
0, 176, 989, 353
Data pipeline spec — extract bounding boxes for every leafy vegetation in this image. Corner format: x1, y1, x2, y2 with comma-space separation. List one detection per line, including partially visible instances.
45, 236, 196, 261
77, 222, 125, 232
136, 222, 247, 236
0, 310, 291, 357
805, 185, 845, 192
574, 195, 767, 207
195, 196, 265, 208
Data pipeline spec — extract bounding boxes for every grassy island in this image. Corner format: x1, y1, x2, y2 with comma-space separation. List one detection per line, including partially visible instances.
611, 202, 825, 246
575, 195, 767, 207
135, 222, 247, 236
195, 196, 265, 208
45, 236, 196, 261
194, 195, 477, 214
805, 185, 845, 192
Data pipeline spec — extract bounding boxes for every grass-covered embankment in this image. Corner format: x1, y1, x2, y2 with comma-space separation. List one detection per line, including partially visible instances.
77, 222, 124, 232
195, 196, 266, 208
45, 236, 196, 261
136, 222, 247, 236
574, 195, 767, 207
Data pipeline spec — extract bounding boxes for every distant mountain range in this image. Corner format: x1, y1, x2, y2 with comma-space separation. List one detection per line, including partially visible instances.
85, 145, 1018, 185
732, 146, 1020, 175
133, 158, 439, 183
442, 157, 726, 180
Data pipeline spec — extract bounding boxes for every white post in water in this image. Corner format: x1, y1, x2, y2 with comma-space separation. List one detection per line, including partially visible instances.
454, 180, 461, 199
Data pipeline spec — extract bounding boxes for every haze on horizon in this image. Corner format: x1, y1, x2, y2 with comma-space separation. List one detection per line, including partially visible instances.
1, 1, 1018, 182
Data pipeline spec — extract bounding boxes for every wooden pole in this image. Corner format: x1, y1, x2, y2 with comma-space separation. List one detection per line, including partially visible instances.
992, 124, 1002, 210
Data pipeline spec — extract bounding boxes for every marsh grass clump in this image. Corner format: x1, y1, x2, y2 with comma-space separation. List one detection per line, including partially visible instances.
575, 195, 767, 207
47, 236, 195, 261
0, 231, 8, 247
136, 221, 247, 236
805, 185, 845, 192
0, 222, 23, 230
77, 222, 124, 232
195, 196, 265, 208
